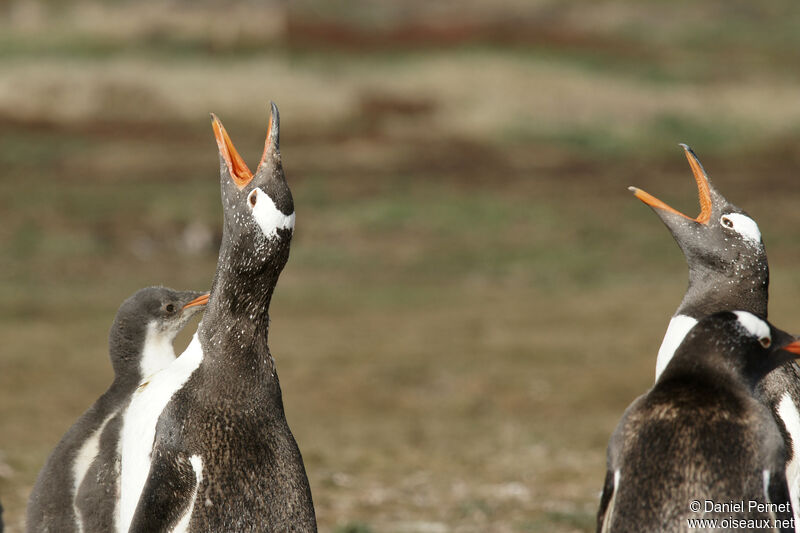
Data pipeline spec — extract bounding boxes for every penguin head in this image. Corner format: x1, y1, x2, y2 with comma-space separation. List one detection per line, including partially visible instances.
110, 287, 209, 378
211, 103, 295, 276
674, 311, 800, 386
629, 144, 767, 284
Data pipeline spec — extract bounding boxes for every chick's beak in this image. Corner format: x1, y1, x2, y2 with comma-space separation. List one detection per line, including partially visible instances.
183, 293, 210, 310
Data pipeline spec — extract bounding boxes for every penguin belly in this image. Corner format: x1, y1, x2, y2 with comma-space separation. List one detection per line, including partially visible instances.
118, 332, 204, 533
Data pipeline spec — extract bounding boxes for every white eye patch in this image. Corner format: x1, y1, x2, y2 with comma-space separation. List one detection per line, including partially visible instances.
720, 213, 761, 245
733, 311, 770, 346
247, 187, 295, 238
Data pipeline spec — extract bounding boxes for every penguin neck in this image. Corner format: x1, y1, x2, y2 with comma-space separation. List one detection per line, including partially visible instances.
660, 349, 752, 393
100, 374, 139, 411
137, 322, 177, 381
676, 260, 769, 319
108, 320, 148, 391
199, 235, 284, 375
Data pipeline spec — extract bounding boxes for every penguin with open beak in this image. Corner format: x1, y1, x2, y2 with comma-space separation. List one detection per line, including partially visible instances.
630, 144, 769, 380
119, 104, 316, 533
629, 144, 800, 523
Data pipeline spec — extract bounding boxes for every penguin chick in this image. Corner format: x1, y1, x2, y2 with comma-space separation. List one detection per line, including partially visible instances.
26, 287, 208, 533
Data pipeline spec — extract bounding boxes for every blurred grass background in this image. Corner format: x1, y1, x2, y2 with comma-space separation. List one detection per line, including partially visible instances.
2, 1, 800, 531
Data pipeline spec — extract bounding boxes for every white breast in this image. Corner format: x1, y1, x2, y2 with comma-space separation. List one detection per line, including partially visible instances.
655, 315, 698, 381
117, 331, 205, 533
139, 322, 178, 381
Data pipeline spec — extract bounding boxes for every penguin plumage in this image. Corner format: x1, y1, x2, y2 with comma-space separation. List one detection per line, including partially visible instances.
25, 287, 208, 533
630, 144, 771, 378
597, 311, 800, 532
630, 144, 800, 518
119, 103, 316, 533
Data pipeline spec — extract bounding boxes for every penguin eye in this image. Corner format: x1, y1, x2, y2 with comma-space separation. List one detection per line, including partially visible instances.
721, 216, 734, 229
759, 336, 771, 348
165, 303, 176, 314
248, 190, 258, 208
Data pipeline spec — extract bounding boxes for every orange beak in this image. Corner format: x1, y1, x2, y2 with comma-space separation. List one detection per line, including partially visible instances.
211, 114, 254, 189
183, 293, 210, 310
781, 340, 800, 356
629, 144, 713, 224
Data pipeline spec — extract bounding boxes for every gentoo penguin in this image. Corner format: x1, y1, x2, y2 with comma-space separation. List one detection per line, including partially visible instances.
119, 103, 316, 532
25, 287, 209, 533
630, 144, 772, 379
597, 311, 800, 533
629, 144, 800, 520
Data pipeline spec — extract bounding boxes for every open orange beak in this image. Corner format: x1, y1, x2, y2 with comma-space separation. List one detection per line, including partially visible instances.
212, 114, 254, 189
781, 340, 800, 356
183, 293, 210, 310
211, 107, 278, 190
629, 144, 713, 224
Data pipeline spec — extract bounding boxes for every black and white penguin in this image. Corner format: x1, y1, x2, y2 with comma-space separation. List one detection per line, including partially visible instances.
119, 103, 316, 532
630, 144, 800, 516
630, 144, 770, 379
25, 287, 208, 533
597, 311, 800, 533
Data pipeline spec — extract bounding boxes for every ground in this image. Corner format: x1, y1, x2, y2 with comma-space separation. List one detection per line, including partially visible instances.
2, 2, 800, 532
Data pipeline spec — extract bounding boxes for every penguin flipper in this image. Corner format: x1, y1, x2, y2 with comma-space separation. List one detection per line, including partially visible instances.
596, 468, 615, 533
766, 470, 794, 533
596, 402, 633, 533
75, 413, 124, 532
128, 449, 202, 533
